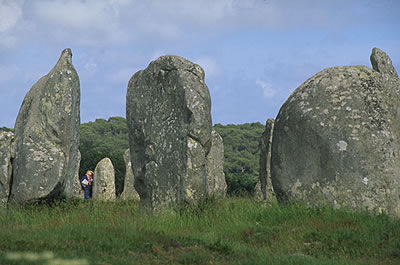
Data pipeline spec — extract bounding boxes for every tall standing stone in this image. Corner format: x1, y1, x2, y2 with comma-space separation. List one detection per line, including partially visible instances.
120, 149, 140, 201
271, 48, 400, 217
93, 158, 116, 201
0, 132, 14, 207
259, 118, 276, 201
126, 55, 212, 211
206, 129, 227, 197
9, 48, 80, 204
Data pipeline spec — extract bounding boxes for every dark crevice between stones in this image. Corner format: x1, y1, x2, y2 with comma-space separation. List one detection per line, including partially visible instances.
134, 164, 148, 205
40, 182, 64, 203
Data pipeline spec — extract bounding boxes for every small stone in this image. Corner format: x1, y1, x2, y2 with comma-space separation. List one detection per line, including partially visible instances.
206, 129, 227, 197
0, 132, 14, 207
93, 158, 116, 201
120, 149, 140, 201
258, 118, 276, 202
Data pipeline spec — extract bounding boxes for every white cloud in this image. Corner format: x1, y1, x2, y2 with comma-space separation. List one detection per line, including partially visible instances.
0, 0, 23, 32
156, 0, 235, 26
30, 0, 127, 46
32, 1, 118, 30
256, 79, 276, 99
0, 0, 23, 48
4, 0, 368, 50
23, 0, 269, 46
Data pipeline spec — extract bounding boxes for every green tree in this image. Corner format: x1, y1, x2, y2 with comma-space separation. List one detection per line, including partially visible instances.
4, 119, 265, 197
79, 117, 129, 196
0, 127, 14, 133
213, 122, 264, 195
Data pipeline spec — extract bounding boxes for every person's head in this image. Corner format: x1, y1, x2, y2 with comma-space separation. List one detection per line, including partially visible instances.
86, 170, 94, 176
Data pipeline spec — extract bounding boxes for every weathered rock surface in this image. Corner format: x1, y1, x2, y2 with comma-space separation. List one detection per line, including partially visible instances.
254, 180, 263, 201
71, 151, 83, 199
271, 48, 400, 217
206, 129, 227, 197
93, 158, 116, 201
126, 55, 212, 211
120, 149, 140, 201
9, 48, 80, 204
0, 132, 14, 207
259, 119, 276, 201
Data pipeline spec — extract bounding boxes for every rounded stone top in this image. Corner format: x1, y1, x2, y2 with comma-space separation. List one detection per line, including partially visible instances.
151, 55, 205, 80
98, 157, 112, 165
62, 48, 72, 55
58, 48, 73, 65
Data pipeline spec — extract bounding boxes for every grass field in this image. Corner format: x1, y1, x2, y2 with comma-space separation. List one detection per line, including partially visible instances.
0, 197, 399, 265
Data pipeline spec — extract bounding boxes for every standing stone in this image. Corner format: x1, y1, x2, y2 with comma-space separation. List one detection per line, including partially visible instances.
370, 47, 399, 79
9, 48, 80, 204
206, 129, 227, 197
271, 48, 400, 217
120, 149, 140, 201
259, 119, 276, 202
254, 180, 263, 201
0, 132, 14, 207
93, 158, 116, 201
126, 55, 212, 211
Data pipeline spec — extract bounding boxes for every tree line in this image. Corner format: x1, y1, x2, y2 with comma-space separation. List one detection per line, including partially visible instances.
1, 118, 265, 196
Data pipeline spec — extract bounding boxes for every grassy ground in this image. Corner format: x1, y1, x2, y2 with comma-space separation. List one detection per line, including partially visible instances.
0, 197, 399, 265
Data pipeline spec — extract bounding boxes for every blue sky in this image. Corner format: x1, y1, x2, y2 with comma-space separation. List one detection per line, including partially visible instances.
0, 0, 399, 128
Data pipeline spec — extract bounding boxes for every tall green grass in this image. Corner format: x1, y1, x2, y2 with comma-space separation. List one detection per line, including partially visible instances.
0, 197, 399, 265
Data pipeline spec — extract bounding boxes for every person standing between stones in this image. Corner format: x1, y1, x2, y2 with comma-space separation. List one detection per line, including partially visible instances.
81, 170, 94, 199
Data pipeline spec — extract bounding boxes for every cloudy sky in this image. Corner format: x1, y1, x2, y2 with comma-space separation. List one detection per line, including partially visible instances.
0, 0, 399, 128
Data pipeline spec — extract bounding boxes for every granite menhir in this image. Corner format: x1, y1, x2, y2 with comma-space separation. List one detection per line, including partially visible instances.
271, 48, 400, 217
126, 55, 212, 211
9, 49, 80, 204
